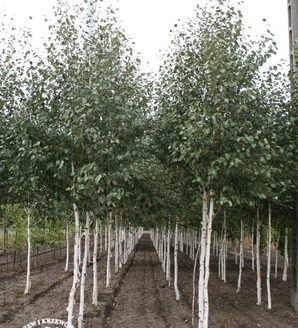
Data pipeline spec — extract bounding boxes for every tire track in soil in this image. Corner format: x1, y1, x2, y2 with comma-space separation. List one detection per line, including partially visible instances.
104, 234, 191, 328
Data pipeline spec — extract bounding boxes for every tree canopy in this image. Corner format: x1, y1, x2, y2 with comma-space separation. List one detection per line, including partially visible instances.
0, 0, 296, 233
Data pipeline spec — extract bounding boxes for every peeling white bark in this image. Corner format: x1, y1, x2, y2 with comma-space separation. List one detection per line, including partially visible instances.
162, 230, 166, 273
106, 212, 112, 288
104, 222, 108, 251
78, 224, 82, 266
78, 212, 90, 328
266, 203, 272, 310
99, 219, 103, 255
92, 218, 98, 306
198, 190, 207, 328
123, 227, 128, 264
67, 202, 81, 328
251, 218, 255, 271
282, 227, 289, 281
219, 211, 227, 283
115, 222, 119, 273
166, 226, 171, 285
198, 189, 215, 328
192, 235, 200, 327
174, 222, 180, 301
65, 222, 70, 272
24, 208, 31, 295
237, 219, 244, 293
203, 191, 214, 328
119, 227, 123, 269
256, 208, 262, 306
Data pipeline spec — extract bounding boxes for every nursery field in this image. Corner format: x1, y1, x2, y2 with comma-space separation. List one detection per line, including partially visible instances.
0, 233, 297, 328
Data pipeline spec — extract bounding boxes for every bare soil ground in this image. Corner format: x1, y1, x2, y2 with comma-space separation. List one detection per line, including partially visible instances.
0, 233, 298, 328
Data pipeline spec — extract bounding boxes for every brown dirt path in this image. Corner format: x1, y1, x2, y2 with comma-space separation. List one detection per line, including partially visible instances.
1, 233, 298, 327
104, 233, 192, 328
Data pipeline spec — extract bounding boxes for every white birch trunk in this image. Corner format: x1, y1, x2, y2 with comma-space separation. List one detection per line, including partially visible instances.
99, 219, 103, 254
198, 190, 207, 328
166, 226, 171, 285
162, 231, 166, 273
237, 219, 244, 293
92, 218, 98, 306
159, 229, 163, 263
78, 224, 82, 266
256, 208, 262, 306
161, 230, 164, 263
218, 244, 222, 279
129, 229, 133, 254
115, 223, 119, 273
106, 212, 112, 288
174, 222, 180, 301
219, 211, 227, 283
179, 231, 183, 252
156, 229, 159, 251
218, 230, 222, 279
123, 228, 126, 264
124, 228, 128, 264
223, 216, 227, 284
223, 235, 227, 282
282, 227, 289, 281
67, 202, 81, 328
127, 229, 131, 257
119, 227, 123, 269
24, 208, 31, 295
150, 229, 155, 249
87, 222, 91, 264
266, 203, 272, 309
251, 219, 255, 271
78, 212, 90, 328
192, 237, 200, 327
274, 231, 280, 279
198, 189, 214, 328
104, 223, 108, 251
202, 191, 214, 328
65, 222, 70, 272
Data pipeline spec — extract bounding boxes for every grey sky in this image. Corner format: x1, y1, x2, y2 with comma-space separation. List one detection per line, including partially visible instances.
1, 0, 289, 71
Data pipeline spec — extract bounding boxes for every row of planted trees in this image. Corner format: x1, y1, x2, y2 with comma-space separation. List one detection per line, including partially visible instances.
0, 0, 297, 327
0, 1, 152, 327
152, 1, 297, 327
151, 202, 292, 327
0, 203, 75, 247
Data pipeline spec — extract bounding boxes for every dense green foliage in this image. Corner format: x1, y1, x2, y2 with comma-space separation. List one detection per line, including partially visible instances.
0, 0, 296, 251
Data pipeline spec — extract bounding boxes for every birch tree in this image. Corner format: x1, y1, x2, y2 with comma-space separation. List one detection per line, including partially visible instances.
0, 1, 148, 325
155, 1, 287, 326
